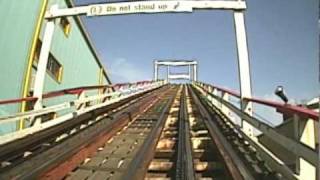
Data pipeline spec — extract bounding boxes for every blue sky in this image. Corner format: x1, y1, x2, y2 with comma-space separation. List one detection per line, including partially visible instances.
75, 0, 318, 104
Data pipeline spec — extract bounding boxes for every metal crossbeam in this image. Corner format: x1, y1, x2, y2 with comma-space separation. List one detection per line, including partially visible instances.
154, 60, 197, 82
155, 60, 197, 66
168, 74, 191, 79
45, 1, 246, 18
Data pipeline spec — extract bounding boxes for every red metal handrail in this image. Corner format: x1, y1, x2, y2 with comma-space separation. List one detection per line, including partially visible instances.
199, 82, 319, 120
244, 97, 318, 120
200, 83, 240, 98
0, 97, 38, 105
0, 80, 156, 105
211, 85, 240, 98
43, 85, 111, 99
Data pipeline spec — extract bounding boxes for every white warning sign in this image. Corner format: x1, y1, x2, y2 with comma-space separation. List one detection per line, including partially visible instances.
87, 1, 193, 16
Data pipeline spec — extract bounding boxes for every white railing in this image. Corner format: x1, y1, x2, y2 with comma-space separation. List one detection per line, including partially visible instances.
0, 80, 166, 144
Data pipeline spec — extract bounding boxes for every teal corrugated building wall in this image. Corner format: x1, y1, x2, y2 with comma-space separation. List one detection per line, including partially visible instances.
0, 1, 43, 134
0, 0, 112, 134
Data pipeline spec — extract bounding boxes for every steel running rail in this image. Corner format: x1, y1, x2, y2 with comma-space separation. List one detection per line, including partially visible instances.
188, 85, 254, 179
120, 86, 178, 180
175, 86, 195, 180
142, 85, 244, 179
